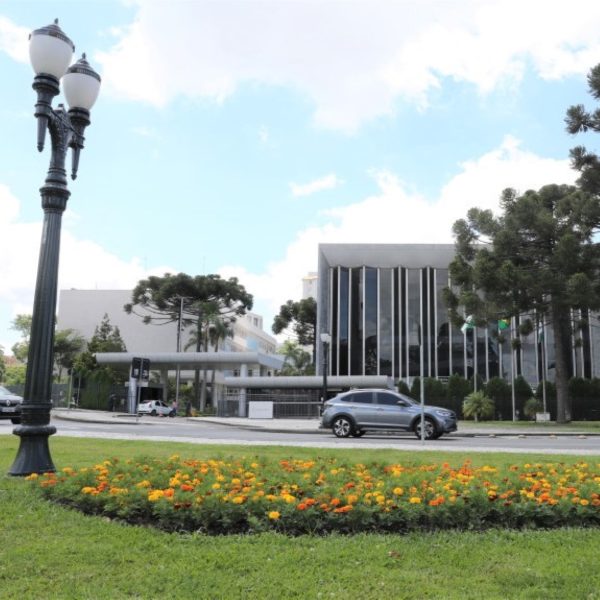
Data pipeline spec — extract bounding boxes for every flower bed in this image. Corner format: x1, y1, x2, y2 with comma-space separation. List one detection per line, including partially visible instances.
28, 456, 600, 535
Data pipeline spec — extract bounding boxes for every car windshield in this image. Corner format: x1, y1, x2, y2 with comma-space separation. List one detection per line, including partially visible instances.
0, 386, 14, 395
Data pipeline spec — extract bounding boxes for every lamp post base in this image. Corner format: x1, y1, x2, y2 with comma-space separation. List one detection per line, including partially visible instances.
9, 423, 57, 476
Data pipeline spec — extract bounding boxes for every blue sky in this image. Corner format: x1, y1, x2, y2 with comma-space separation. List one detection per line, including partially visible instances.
0, 0, 599, 353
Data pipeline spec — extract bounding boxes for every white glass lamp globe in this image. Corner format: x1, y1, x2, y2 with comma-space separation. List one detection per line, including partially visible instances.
63, 54, 101, 111
29, 19, 74, 79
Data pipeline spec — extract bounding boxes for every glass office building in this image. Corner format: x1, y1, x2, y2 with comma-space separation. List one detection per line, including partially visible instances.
317, 244, 599, 385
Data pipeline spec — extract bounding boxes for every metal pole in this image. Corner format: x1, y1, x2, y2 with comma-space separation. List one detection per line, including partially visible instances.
175, 296, 183, 407
511, 317, 516, 422
10, 36, 99, 475
420, 274, 425, 443
322, 340, 329, 406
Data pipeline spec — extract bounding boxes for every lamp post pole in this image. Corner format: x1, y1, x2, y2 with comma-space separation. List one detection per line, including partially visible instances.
320, 332, 331, 408
9, 20, 101, 476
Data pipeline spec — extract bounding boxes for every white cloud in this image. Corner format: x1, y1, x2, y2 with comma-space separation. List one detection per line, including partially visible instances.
0, 185, 174, 352
0, 16, 29, 63
219, 137, 577, 323
95, 0, 600, 131
290, 173, 343, 197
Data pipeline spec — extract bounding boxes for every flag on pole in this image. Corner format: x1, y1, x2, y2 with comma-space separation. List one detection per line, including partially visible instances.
498, 318, 510, 331
461, 315, 474, 333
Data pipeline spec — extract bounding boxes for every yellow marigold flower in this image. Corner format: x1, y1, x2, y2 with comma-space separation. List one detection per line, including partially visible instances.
25, 473, 39, 481
136, 480, 151, 488
148, 489, 165, 502
232, 496, 246, 504
62, 467, 75, 475
393, 487, 404, 496
268, 511, 281, 520
212, 483, 221, 490
346, 494, 359, 504
81, 486, 96, 494
580, 499, 590, 506
409, 497, 421, 504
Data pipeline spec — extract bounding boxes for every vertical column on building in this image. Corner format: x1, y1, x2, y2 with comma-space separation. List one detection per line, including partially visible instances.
160, 369, 169, 402
239, 363, 248, 417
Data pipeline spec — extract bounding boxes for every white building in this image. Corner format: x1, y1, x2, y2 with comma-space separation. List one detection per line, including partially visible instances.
57, 289, 278, 357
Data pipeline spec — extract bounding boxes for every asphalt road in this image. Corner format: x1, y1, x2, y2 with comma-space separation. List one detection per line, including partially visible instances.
2, 417, 600, 455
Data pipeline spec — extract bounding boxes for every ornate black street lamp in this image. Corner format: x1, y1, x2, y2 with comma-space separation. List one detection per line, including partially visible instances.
9, 20, 101, 476
320, 332, 331, 407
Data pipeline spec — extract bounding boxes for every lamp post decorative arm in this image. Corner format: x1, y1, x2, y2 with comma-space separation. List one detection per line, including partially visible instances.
9, 21, 100, 476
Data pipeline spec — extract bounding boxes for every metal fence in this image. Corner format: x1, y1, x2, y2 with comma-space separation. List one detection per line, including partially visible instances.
218, 390, 322, 419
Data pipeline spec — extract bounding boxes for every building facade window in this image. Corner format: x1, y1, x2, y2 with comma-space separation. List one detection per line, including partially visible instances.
321, 245, 599, 388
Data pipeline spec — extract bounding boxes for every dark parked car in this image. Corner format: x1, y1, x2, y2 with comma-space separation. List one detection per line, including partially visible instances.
0, 386, 23, 424
320, 388, 457, 440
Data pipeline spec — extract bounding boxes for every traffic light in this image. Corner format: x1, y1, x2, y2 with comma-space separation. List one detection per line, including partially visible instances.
131, 357, 151, 381
141, 358, 150, 382
131, 357, 142, 380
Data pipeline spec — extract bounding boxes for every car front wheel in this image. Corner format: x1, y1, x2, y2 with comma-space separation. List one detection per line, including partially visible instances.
150, 409, 157, 416
414, 417, 438, 441
10, 417, 21, 425
332, 416, 354, 438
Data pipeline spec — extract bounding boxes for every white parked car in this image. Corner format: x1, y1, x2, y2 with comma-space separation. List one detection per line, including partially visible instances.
137, 400, 175, 417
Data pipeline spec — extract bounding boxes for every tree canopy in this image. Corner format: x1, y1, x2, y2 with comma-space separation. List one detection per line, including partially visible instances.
73, 314, 128, 384
276, 340, 315, 375
53, 329, 85, 382
125, 273, 253, 331
10, 314, 32, 363
445, 183, 600, 423
565, 63, 600, 194
125, 272, 253, 408
272, 297, 317, 362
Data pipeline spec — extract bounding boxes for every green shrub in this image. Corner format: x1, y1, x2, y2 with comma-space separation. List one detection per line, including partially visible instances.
485, 377, 511, 420
462, 390, 495, 422
524, 397, 543, 420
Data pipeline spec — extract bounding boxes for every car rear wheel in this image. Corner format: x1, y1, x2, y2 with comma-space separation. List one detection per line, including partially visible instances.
414, 417, 438, 441
150, 409, 157, 416
332, 416, 354, 438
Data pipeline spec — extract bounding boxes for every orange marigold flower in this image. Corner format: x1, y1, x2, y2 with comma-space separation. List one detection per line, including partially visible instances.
180, 483, 195, 492
297, 503, 308, 511
330, 498, 341, 507
333, 505, 353, 513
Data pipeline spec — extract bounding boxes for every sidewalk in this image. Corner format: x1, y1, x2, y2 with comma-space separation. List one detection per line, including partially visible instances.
52, 408, 600, 437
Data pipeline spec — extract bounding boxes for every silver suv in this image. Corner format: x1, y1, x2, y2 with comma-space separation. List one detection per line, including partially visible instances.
320, 388, 457, 440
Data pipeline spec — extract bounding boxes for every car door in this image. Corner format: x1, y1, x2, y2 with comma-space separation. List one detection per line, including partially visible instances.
373, 392, 413, 429
344, 391, 377, 427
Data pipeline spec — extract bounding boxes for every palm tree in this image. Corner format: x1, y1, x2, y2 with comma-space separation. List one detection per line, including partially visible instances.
185, 310, 234, 411
208, 318, 234, 409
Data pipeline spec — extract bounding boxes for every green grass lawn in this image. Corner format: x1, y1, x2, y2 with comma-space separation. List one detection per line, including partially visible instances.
2, 435, 600, 599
